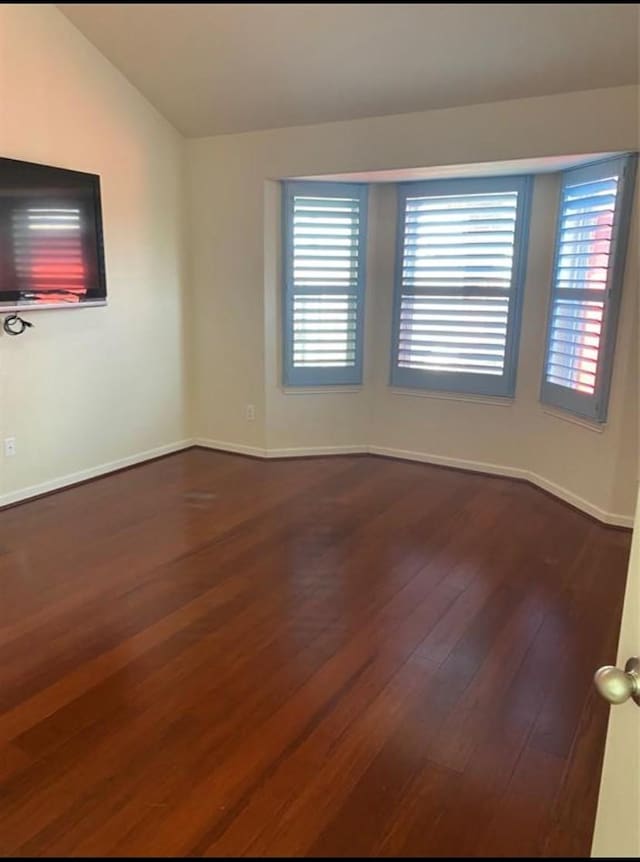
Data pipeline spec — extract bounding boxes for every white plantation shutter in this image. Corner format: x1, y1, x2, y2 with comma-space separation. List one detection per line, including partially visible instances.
283, 181, 367, 385
541, 155, 636, 422
391, 176, 532, 396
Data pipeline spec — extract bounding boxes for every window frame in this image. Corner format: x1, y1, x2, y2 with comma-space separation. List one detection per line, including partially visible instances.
389, 174, 533, 398
282, 180, 368, 387
540, 154, 637, 424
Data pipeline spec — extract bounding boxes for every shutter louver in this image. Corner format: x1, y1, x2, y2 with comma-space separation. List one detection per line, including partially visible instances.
545, 174, 616, 395
398, 295, 509, 375
541, 155, 636, 422
546, 299, 604, 394
292, 196, 359, 368
283, 183, 367, 385
392, 177, 531, 396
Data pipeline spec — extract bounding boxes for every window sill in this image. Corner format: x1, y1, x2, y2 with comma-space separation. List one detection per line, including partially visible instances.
280, 385, 363, 395
389, 387, 514, 407
542, 407, 605, 433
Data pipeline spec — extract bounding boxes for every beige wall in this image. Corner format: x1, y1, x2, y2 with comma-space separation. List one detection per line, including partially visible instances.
188, 85, 638, 523
0, 4, 188, 503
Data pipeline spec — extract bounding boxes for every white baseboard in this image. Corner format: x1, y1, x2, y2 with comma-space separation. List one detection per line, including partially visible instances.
2, 436, 631, 528
368, 444, 530, 483
266, 444, 368, 458
196, 438, 632, 528
194, 438, 268, 458
369, 444, 632, 528
194, 438, 367, 459
0, 439, 195, 509
527, 471, 632, 528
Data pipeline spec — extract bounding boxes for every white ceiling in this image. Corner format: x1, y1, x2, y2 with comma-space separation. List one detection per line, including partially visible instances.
57, 3, 639, 138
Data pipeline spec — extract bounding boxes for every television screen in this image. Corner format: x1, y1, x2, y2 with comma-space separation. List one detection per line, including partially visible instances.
0, 157, 106, 311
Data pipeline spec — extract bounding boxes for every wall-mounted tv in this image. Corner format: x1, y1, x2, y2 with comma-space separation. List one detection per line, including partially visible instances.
0, 157, 106, 311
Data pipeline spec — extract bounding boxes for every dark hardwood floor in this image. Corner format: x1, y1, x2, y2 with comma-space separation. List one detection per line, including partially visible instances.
0, 449, 630, 857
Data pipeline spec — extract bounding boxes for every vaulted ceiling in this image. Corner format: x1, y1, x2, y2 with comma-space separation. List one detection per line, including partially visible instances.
57, 3, 639, 137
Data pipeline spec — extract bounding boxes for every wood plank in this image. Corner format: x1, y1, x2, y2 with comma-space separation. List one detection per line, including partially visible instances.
0, 450, 629, 857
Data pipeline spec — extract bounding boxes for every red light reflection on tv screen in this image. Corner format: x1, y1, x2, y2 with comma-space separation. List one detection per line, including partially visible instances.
12, 206, 88, 303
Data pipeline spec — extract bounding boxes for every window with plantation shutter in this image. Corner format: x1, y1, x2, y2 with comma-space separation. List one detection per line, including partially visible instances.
541, 155, 636, 423
391, 176, 532, 397
282, 181, 368, 386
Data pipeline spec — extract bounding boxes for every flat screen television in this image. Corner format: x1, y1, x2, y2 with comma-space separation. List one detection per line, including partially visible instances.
0, 157, 106, 311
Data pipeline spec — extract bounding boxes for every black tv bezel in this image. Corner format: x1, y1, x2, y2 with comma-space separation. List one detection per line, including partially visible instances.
0, 156, 107, 312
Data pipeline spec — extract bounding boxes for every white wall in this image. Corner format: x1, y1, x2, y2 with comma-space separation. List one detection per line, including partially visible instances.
188, 85, 639, 523
0, 4, 188, 504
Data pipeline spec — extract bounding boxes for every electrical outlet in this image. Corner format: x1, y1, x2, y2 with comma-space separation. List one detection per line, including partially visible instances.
246, 404, 255, 422
4, 437, 16, 457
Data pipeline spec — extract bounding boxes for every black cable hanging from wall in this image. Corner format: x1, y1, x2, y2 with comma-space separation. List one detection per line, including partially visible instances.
3, 314, 34, 336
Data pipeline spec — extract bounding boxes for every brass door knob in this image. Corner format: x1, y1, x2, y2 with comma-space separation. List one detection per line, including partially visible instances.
594, 657, 640, 706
